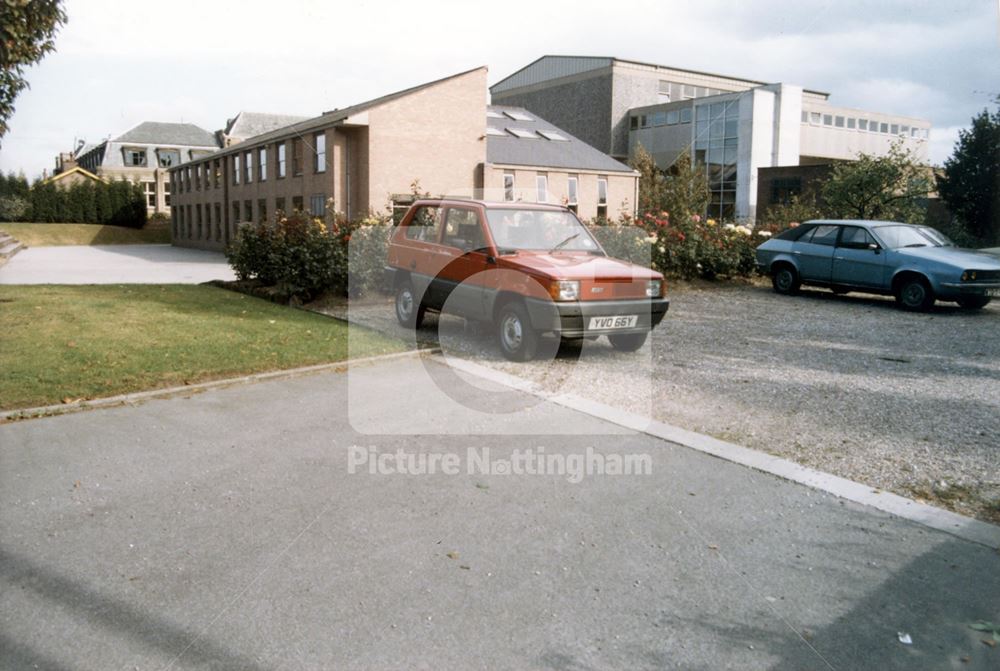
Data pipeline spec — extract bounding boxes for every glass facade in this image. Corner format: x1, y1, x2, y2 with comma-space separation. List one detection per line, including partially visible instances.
694, 99, 739, 221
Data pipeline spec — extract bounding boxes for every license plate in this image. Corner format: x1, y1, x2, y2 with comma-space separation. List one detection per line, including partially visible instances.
987, 288, 1000, 298
588, 315, 638, 330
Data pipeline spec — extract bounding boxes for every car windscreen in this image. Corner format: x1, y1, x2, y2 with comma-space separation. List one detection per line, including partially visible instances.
873, 225, 935, 249
917, 226, 954, 247
485, 209, 602, 252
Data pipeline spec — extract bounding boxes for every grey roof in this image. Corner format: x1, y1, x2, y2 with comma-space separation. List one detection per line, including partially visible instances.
490, 54, 830, 98
114, 121, 219, 147
486, 105, 634, 173
223, 111, 309, 141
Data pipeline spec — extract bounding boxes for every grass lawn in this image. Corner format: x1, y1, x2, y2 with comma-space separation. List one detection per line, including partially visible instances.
0, 222, 171, 246
0, 285, 405, 411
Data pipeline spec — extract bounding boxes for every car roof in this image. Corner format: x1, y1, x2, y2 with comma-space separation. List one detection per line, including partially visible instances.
409, 198, 569, 212
802, 219, 918, 229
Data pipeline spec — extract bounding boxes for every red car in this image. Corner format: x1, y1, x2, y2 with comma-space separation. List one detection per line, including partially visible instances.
385, 199, 669, 361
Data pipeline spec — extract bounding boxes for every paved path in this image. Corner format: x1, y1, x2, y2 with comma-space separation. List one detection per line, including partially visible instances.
1, 357, 997, 670
0, 244, 235, 284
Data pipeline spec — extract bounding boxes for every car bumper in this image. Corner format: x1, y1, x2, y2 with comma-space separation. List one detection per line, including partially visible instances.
937, 281, 1000, 298
524, 297, 670, 338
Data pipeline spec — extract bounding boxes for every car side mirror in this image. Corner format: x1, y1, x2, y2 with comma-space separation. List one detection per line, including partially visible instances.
868, 242, 881, 254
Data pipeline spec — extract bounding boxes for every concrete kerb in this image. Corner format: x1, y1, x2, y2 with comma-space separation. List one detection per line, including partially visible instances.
0, 348, 437, 424
441, 355, 1000, 550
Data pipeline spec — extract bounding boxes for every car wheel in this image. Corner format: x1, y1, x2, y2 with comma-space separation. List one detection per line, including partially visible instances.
394, 279, 425, 328
895, 277, 935, 311
496, 302, 539, 361
608, 332, 648, 352
772, 265, 800, 295
956, 296, 991, 310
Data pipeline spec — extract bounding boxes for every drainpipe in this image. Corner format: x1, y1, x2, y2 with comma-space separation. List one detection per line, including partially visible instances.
345, 131, 351, 221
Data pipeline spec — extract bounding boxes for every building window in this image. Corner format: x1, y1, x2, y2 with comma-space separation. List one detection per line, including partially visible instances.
277, 142, 286, 178
597, 178, 608, 218
163, 180, 171, 207
666, 110, 679, 125
275, 197, 286, 213
657, 79, 671, 101
630, 116, 638, 130
859, 119, 869, 131
503, 173, 515, 201
258, 147, 267, 182
770, 177, 802, 205
310, 194, 326, 217
679, 107, 692, 124
244, 200, 252, 222
123, 148, 147, 167
314, 132, 326, 173
245, 151, 253, 183
567, 176, 578, 213
694, 100, 739, 220
258, 199, 267, 223
156, 149, 180, 168
822, 114, 833, 126
847, 118, 856, 130
879, 122, 889, 134
890, 124, 899, 135
233, 154, 241, 185
834, 116, 845, 128
143, 181, 156, 208
801, 110, 809, 123
292, 195, 304, 212
292, 138, 303, 176
536, 174, 547, 203
232, 201, 240, 224
681, 84, 696, 99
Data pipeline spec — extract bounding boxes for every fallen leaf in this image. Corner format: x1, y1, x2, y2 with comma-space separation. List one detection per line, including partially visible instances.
73, 480, 80, 489
446, 551, 459, 560
960, 655, 970, 663
707, 544, 719, 551
459, 565, 470, 570
475, 483, 489, 490
898, 632, 913, 645
984, 639, 997, 648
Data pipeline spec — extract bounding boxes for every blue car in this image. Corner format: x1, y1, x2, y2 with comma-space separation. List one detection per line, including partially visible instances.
755, 220, 1000, 311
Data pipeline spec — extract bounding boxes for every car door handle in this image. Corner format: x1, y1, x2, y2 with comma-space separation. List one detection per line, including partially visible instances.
835, 256, 845, 260
792, 251, 801, 255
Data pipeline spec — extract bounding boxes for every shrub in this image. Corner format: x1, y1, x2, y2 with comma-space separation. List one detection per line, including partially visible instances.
590, 211, 770, 280
346, 215, 392, 297
0, 195, 29, 221
226, 212, 343, 301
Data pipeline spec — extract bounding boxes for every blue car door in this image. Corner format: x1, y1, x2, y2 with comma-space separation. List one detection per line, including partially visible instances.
832, 226, 887, 288
795, 224, 839, 282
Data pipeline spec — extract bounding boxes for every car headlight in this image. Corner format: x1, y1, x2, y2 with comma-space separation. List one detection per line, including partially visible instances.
549, 280, 579, 301
961, 270, 977, 281
646, 280, 663, 298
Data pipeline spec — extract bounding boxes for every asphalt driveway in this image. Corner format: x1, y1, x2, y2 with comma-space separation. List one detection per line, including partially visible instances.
1, 356, 998, 670
0, 244, 236, 284
330, 282, 1000, 521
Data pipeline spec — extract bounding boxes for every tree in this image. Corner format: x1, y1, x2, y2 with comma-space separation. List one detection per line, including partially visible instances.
821, 140, 932, 224
661, 150, 710, 224
630, 143, 667, 213
0, 0, 67, 143
937, 104, 1000, 245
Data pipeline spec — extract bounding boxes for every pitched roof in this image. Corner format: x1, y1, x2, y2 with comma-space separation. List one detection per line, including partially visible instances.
485, 105, 634, 174
222, 66, 488, 151
223, 112, 310, 141
114, 121, 219, 147
43, 166, 104, 185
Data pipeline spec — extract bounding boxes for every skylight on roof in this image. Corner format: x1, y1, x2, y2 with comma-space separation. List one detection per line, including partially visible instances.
485, 127, 508, 136
507, 128, 538, 139
538, 130, 569, 141
486, 111, 505, 119
504, 111, 533, 122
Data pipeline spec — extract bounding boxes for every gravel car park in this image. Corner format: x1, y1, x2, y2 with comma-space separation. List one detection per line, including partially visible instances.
325, 280, 1000, 521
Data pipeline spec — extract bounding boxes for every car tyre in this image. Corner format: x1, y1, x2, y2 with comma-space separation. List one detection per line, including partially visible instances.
956, 296, 991, 310
772, 265, 800, 295
895, 277, 935, 311
496, 302, 539, 361
394, 278, 425, 328
608, 332, 648, 352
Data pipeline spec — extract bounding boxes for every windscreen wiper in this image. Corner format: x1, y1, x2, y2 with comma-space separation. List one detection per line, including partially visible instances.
550, 233, 580, 253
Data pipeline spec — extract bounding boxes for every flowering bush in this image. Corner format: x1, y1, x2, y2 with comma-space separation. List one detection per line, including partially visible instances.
589, 211, 771, 280
227, 212, 343, 300
226, 211, 394, 301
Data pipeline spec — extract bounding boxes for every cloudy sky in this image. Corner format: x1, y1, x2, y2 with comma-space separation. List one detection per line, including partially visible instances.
1, 0, 997, 178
